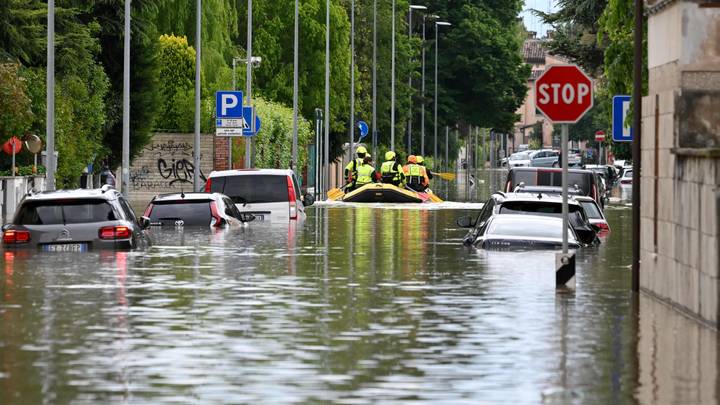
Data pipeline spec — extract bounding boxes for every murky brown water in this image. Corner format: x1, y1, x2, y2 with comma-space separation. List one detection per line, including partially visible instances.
0, 170, 716, 403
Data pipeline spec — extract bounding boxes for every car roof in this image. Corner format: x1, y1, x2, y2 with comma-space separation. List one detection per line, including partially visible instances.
23, 187, 119, 201
151, 192, 223, 202
572, 195, 596, 203
495, 192, 582, 205
208, 168, 294, 178
490, 214, 565, 225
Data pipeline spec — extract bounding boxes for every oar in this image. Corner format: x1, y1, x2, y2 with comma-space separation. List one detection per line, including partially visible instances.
327, 188, 344, 201
434, 172, 456, 181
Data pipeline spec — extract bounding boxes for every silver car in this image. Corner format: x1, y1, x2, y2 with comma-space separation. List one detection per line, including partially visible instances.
2, 186, 150, 251
529, 149, 559, 167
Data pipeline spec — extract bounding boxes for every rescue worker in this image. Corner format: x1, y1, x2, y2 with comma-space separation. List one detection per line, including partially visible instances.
379, 151, 405, 187
351, 154, 378, 191
416, 156, 433, 181
403, 155, 429, 192
344, 146, 368, 188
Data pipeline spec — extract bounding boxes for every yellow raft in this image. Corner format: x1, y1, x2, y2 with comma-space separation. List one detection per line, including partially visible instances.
327, 183, 443, 203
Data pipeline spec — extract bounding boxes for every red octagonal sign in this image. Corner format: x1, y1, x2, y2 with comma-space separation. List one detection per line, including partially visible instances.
534, 64, 594, 124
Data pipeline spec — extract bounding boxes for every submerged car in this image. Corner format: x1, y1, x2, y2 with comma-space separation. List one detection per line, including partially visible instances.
143, 192, 254, 227
464, 214, 581, 250
575, 196, 610, 233
2, 186, 150, 251
457, 192, 599, 246
505, 167, 604, 208
204, 169, 314, 222
507, 151, 531, 168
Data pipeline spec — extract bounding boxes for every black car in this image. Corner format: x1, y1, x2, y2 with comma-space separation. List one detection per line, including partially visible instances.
2, 186, 150, 251
143, 192, 254, 227
504, 167, 604, 208
457, 192, 599, 246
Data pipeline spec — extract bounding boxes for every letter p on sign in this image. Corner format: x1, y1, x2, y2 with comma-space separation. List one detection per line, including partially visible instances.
534, 64, 594, 124
215, 91, 244, 118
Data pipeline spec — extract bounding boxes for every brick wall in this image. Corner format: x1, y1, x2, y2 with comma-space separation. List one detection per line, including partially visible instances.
214, 137, 230, 171
128, 133, 214, 204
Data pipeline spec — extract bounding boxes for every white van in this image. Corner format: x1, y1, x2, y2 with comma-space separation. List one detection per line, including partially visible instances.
204, 169, 313, 221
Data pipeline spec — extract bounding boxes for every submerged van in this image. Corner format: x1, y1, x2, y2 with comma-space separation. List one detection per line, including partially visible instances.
504, 167, 603, 207
204, 169, 314, 222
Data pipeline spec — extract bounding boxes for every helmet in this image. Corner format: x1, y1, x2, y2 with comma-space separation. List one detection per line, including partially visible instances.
407, 155, 417, 164
385, 151, 396, 161
356, 146, 368, 155
416, 156, 424, 164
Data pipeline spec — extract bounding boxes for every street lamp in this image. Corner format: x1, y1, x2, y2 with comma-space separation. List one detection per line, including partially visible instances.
46, 0, 56, 191
292, 0, 299, 172
349, 0, 355, 163
391, 0, 396, 150
371, 0, 377, 161
433, 20, 451, 165
421, 14, 439, 157
193, 0, 201, 192
407, 4, 426, 155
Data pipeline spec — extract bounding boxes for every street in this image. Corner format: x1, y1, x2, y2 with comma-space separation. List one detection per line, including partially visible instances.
0, 171, 713, 403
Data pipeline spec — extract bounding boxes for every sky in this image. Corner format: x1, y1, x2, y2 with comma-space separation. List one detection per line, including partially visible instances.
520, 0, 557, 37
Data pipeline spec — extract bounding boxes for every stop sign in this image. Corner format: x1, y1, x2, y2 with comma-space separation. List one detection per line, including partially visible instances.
535, 64, 593, 124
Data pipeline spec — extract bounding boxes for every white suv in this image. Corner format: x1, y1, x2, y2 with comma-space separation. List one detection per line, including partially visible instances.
204, 169, 313, 221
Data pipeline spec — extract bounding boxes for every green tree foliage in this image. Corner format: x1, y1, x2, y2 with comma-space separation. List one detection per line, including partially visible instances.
534, 0, 608, 75
155, 34, 196, 131
598, 0, 647, 159
0, 63, 34, 140
232, 97, 312, 170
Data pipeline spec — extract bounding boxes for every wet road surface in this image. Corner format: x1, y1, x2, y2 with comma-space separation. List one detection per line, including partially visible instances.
0, 171, 717, 403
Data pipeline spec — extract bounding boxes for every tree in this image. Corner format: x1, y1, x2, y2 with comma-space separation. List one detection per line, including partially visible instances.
155, 34, 196, 132
0, 63, 33, 141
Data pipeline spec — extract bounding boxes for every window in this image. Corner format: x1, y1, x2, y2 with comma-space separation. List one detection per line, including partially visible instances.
214, 175, 290, 204
580, 201, 603, 220
487, 218, 564, 239
16, 199, 117, 225
118, 198, 137, 221
148, 200, 212, 226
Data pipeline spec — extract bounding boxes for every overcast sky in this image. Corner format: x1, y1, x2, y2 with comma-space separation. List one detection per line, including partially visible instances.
520, 0, 557, 37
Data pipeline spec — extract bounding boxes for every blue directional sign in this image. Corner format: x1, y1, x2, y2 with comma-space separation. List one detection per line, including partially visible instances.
357, 121, 369, 139
242, 106, 261, 136
216, 91, 244, 118
612, 95, 633, 142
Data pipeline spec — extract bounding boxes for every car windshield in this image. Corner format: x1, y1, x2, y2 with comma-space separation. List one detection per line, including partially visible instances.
149, 200, 212, 226
15, 199, 117, 225
510, 153, 529, 161
212, 175, 289, 204
487, 217, 564, 239
624, 170, 633, 177
580, 201, 603, 219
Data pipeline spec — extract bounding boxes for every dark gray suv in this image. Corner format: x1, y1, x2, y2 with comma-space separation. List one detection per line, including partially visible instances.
2, 186, 150, 251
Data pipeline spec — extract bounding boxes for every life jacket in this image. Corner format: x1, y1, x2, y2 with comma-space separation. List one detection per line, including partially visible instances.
380, 161, 402, 184
344, 158, 364, 182
355, 163, 375, 185
403, 164, 426, 186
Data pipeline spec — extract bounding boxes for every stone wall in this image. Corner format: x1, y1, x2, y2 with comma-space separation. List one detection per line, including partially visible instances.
128, 133, 214, 204
642, 1, 720, 328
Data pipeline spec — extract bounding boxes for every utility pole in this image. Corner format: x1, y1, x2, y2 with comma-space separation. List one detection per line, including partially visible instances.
46, 0, 55, 191
193, 0, 201, 191
121, 0, 131, 195
434, 21, 451, 165
390, 0, 396, 150
292, 0, 299, 172
324, 0, 330, 192
407, 5, 426, 154
372, 0, 377, 160
420, 15, 437, 157
349, 0, 355, 160
246, 0, 253, 168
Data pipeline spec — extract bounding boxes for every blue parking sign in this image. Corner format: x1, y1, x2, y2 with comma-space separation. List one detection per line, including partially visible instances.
612, 95, 633, 142
216, 91, 244, 118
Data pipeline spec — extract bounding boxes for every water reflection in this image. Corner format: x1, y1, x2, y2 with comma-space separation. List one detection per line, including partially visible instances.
0, 172, 716, 403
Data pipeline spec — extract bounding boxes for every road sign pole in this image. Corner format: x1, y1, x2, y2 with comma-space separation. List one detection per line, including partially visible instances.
561, 124, 569, 254
324, 0, 330, 192
292, 0, 299, 172
46, 0, 55, 191
246, 0, 253, 169
121, 0, 130, 195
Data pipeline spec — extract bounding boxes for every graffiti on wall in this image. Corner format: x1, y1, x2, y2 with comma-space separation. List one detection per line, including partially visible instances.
129, 135, 211, 193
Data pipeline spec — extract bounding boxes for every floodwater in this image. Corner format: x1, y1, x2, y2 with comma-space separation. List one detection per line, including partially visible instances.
1, 170, 717, 404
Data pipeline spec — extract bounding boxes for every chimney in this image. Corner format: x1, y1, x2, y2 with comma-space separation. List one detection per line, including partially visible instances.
528, 31, 537, 39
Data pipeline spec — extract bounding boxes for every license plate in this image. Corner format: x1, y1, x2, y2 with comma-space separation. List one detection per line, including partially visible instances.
42, 243, 88, 252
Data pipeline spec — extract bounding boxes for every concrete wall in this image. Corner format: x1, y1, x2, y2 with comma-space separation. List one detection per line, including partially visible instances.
128, 133, 214, 204
642, 1, 720, 328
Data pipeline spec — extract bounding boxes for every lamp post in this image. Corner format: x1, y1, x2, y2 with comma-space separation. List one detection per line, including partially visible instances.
391, 0, 396, 150
246, 0, 253, 169
193, 0, 201, 192
407, 5, 426, 155
232, 56, 261, 169
349, 0, 355, 161
292, 0, 299, 172
324, 0, 330, 192
46, 0, 55, 191
433, 21, 451, 164
421, 14, 438, 157
121, 0, 130, 195
371, 0, 377, 160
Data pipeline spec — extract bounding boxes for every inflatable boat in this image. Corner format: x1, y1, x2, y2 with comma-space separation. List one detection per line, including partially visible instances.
328, 183, 443, 203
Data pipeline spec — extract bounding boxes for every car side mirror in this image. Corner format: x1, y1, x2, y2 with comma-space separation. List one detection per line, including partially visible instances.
138, 216, 151, 230
303, 193, 315, 206
456, 216, 474, 228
